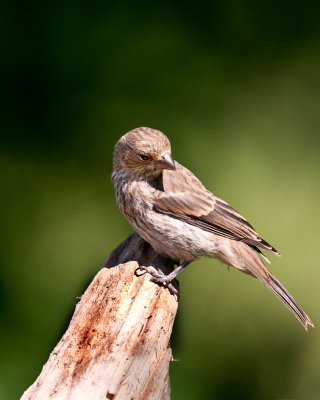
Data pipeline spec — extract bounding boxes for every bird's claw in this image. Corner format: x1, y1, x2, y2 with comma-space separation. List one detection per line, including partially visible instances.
135, 266, 180, 300
135, 265, 161, 278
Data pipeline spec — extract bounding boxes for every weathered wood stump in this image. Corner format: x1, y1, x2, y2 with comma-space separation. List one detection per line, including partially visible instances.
21, 233, 178, 400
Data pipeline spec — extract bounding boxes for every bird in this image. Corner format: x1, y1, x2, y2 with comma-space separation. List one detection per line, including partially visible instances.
112, 126, 313, 330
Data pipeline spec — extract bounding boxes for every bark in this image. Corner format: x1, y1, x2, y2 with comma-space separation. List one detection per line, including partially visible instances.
21, 233, 178, 400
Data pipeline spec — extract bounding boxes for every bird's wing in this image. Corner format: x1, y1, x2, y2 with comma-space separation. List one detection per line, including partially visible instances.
154, 163, 279, 255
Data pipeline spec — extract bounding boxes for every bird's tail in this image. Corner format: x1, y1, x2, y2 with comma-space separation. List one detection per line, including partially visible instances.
262, 272, 314, 330
231, 243, 314, 330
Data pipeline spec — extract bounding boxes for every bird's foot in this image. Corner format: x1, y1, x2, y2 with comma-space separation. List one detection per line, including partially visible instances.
135, 265, 163, 279
135, 265, 179, 299
136, 265, 177, 285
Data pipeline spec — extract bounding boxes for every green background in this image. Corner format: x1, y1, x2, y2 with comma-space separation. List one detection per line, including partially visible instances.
1, 1, 320, 399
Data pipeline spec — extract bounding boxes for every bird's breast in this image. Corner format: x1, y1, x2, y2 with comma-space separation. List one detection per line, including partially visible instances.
114, 178, 153, 219
113, 176, 221, 261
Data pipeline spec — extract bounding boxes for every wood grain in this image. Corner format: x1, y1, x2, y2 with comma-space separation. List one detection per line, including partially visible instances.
21, 233, 178, 400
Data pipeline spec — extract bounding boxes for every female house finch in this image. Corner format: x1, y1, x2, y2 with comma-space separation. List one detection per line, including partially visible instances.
112, 127, 313, 330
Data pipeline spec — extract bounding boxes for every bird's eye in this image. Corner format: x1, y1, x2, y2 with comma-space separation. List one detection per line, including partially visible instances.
139, 154, 150, 161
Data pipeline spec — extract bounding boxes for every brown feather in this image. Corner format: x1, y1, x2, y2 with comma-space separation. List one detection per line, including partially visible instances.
155, 162, 280, 255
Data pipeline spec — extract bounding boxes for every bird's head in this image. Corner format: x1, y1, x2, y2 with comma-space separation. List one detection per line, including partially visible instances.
113, 127, 175, 180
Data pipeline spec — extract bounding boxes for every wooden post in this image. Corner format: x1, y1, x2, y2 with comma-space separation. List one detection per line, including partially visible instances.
21, 233, 178, 400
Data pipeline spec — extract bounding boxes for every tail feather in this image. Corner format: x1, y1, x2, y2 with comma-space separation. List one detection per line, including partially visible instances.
262, 273, 314, 330
224, 241, 313, 330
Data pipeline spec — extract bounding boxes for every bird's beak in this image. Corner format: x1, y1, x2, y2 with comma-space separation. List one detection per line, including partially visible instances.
157, 153, 176, 170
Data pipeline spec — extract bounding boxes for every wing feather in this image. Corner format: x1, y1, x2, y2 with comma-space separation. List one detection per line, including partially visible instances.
154, 163, 279, 255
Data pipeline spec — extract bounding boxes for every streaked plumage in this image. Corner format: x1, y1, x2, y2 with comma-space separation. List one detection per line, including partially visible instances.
112, 126, 313, 330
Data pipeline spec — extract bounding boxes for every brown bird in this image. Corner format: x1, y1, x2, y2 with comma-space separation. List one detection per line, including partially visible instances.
112, 126, 313, 330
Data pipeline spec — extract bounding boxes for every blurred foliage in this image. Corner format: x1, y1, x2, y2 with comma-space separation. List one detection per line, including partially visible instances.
1, 1, 320, 399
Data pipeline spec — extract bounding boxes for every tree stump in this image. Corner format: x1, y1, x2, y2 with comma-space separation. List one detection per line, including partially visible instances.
21, 233, 178, 400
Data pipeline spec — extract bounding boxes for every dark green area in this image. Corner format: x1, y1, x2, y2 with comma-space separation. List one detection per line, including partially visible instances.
1, 1, 320, 399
